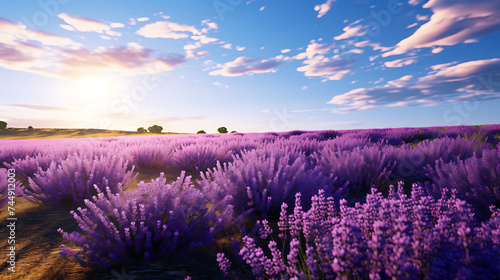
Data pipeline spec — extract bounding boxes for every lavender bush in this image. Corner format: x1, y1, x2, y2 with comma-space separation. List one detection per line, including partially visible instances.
0, 142, 38, 168
5, 153, 57, 178
314, 145, 397, 204
198, 149, 333, 219
129, 143, 175, 169
222, 183, 500, 279
0, 168, 21, 208
172, 143, 233, 173
19, 153, 136, 206
391, 136, 488, 187
426, 147, 500, 220
58, 172, 234, 268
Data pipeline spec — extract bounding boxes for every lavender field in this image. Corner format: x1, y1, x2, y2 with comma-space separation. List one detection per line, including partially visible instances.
1, 124, 500, 279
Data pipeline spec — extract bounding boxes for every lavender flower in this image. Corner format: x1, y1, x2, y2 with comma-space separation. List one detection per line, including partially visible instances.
19, 153, 136, 206
58, 172, 234, 268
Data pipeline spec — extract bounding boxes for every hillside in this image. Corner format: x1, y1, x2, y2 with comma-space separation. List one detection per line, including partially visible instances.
0, 128, 186, 140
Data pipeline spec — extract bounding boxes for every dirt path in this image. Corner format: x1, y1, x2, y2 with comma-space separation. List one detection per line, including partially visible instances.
0, 197, 92, 279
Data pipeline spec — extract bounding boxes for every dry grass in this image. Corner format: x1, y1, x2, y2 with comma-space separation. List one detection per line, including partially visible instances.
0, 128, 188, 140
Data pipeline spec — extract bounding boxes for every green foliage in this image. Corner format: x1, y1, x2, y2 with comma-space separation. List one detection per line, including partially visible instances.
148, 125, 163, 134
27, 126, 34, 131
230, 131, 237, 133
137, 127, 147, 133
217, 126, 228, 134
197, 130, 206, 134
0, 121, 6, 130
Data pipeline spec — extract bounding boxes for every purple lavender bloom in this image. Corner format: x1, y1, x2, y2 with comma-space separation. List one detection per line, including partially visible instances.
172, 143, 232, 173
198, 149, 330, 219
0, 168, 21, 208
58, 172, 234, 268
228, 183, 500, 279
426, 147, 500, 221
19, 153, 136, 206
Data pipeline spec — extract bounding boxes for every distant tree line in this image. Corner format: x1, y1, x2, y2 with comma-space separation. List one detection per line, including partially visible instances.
0, 121, 35, 131
137, 125, 237, 135
196, 126, 237, 134
137, 125, 163, 134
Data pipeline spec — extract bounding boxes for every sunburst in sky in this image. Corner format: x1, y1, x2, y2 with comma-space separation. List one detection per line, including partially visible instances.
1, 0, 500, 133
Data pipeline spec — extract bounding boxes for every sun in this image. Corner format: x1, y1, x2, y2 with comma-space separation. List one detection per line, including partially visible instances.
73, 76, 121, 107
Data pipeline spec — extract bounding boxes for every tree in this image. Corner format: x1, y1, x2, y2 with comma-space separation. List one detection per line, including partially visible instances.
27, 126, 34, 131
197, 130, 206, 134
148, 125, 163, 134
217, 126, 228, 134
230, 131, 237, 133
137, 127, 147, 133
0, 121, 6, 130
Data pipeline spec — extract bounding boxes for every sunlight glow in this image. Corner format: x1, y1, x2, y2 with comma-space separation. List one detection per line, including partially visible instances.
75, 76, 117, 106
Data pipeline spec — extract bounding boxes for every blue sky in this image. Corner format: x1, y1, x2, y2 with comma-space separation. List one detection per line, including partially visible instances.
1, 0, 500, 133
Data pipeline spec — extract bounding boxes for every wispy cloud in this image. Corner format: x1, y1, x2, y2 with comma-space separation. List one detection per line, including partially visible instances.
328, 58, 500, 112
384, 57, 418, 68
334, 19, 366, 40
58, 13, 121, 37
55, 43, 187, 78
209, 56, 281, 77
295, 40, 353, 81
315, 0, 336, 18
384, 0, 500, 56
7, 104, 67, 111
136, 20, 201, 39
0, 17, 80, 73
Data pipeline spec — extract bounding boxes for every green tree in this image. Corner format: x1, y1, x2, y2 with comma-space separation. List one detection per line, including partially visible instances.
197, 130, 206, 134
217, 126, 228, 134
148, 125, 163, 134
230, 131, 237, 133
0, 121, 6, 130
27, 126, 34, 131
137, 127, 147, 133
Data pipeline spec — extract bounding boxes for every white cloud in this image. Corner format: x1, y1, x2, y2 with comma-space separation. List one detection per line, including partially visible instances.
416, 14, 429, 21
260, 6, 265, 11
186, 50, 209, 59
236, 46, 246, 51
384, 57, 417, 68
209, 56, 281, 77
327, 58, 500, 113
137, 17, 150, 22
315, 0, 336, 18
281, 49, 291, 53
110, 22, 125, 28
431, 47, 444, 53
384, 0, 500, 57
334, 20, 366, 40
408, 0, 423, 5
191, 35, 218, 44
184, 42, 202, 50
58, 13, 110, 33
60, 24, 75, 31
213, 81, 229, 88
105, 30, 122, 37
136, 21, 201, 39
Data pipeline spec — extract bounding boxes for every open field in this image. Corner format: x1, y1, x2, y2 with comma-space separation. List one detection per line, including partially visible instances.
0, 128, 187, 140
1, 125, 500, 279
